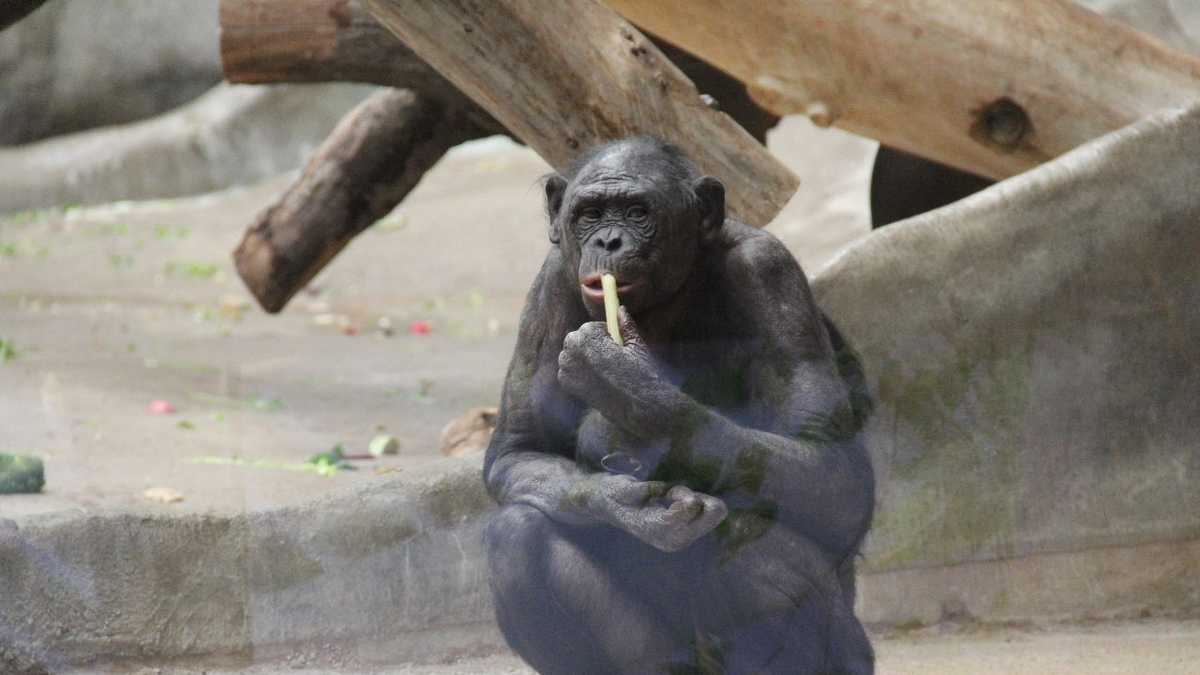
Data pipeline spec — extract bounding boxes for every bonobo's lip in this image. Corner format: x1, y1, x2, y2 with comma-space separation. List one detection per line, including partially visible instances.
580, 273, 637, 303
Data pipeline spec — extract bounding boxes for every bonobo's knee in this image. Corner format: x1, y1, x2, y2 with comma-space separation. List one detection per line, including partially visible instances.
484, 504, 554, 593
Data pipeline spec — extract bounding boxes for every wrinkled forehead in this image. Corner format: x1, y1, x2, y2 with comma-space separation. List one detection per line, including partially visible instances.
570, 145, 681, 189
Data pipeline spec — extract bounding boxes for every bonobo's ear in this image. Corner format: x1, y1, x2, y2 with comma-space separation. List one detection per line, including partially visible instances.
692, 176, 726, 242
544, 174, 568, 244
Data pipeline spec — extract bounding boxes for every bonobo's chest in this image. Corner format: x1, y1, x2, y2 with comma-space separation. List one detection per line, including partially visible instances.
572, 343, 752, 487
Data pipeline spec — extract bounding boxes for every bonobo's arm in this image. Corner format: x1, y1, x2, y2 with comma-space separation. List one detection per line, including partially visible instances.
556, 230, 874, 559
484, 254, 726, 552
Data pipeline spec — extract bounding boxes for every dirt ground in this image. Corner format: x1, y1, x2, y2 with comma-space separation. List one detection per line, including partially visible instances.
0, 117, 874, 518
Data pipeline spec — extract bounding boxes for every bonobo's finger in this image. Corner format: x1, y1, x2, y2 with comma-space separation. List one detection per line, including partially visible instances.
693, 493, 729, 529
617, 306, 646, 348
639, 480, 671, 503
608, 477, 668, 506
579, 321, 610, 340
665, 485, 696, 503
663, 495, 704, 525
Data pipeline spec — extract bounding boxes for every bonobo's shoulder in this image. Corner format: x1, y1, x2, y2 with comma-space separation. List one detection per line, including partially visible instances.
713, 219, 805, 281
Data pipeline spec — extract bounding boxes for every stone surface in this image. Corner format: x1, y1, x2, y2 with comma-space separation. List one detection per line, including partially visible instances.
816, 105, 1200, 578
0, 82, 377, 213
0, 459, 500, 672
0, 0, 221, 145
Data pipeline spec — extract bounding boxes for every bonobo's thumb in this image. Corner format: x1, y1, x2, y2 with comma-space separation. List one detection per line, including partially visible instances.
618, 306, 645, 348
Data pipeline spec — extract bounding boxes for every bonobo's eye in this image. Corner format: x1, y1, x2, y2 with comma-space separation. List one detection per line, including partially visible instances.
580, 207, 602, 223
626, 204, 648, 221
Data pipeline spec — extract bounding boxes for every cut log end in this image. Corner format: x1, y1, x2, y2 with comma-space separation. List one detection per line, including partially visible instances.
232, 89, 488, 313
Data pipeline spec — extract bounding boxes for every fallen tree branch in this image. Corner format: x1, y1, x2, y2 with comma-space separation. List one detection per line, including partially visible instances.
363, 0, 798, 227
219, 0, 502, 135
222, 0, 782, 311
234, 89, 481, 312
219, 0, 777, 142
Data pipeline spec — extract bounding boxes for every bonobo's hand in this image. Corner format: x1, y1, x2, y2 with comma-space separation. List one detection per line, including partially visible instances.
570, 474, 728, 552
557, 307, 660, 415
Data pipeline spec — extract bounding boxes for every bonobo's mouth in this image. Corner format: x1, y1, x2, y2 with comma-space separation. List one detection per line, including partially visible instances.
580, 273, 637, 303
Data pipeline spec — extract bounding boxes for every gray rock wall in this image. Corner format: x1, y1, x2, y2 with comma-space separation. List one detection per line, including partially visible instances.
816, 103, 1200, 623
0, 82, 377, 213
0, 0, 221, 146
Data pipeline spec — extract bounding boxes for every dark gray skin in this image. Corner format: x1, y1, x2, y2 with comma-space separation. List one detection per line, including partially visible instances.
483, 137, 875, 674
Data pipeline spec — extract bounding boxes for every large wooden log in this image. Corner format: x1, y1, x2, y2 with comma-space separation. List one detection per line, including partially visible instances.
219, 0, 502, 134
606, 0, 1200, 180
364, 0, 799, 227
219, 0, 778, 143
220, 0, 435, 90
234, 89, 481, 312
221, 0, 781, 311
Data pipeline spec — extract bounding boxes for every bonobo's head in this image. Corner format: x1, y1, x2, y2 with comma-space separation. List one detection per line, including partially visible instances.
544, 137, 725, 318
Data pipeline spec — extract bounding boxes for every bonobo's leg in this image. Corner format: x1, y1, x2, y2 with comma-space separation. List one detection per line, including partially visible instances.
485, 504, 693, 674
694, 523, 874, 675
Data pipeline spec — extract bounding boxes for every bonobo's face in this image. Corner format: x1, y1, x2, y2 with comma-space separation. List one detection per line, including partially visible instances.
544, 141, 725, 319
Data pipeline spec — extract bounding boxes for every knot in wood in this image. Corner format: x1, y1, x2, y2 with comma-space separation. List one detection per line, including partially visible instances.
976, 97, 1030, 151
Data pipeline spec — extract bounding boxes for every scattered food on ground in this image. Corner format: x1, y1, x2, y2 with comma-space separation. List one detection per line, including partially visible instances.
176, 420, 195, 430
373, 213, 407, 232
368, 434, 401, 457
307, 444, 359, 475
218, 294, 251, 320
0, 339, 17, 363
189, 391, 284, 412
164, 260, 222, 280
377, 316, 395, 337
152, 223, 191, 240
188, 455, 348, 476
409, 320, 432, 335
0, 453, 45, 494
143, 487, 184, 504
148, 400, 176, 415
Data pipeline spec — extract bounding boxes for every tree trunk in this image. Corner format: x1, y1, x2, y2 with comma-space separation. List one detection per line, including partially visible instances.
233, 89, 481, 312
364, 0, 799, 227
606, 0, 1200, 180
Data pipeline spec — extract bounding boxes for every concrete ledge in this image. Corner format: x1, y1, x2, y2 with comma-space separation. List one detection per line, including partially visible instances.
0, 458, 503, 673
858, 538, 1200, 626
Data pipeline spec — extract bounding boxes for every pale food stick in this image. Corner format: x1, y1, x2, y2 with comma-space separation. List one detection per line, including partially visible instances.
601, 273, 624, 346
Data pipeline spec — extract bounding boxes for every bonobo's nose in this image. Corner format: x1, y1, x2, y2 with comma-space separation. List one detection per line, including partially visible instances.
592, 226, 624, 252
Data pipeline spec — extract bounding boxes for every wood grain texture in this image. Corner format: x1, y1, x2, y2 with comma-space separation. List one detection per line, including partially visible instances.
219, 0, 495, 126
607, 0, 1200, 179
233, 90, 481, 312
365, 0, 800, 227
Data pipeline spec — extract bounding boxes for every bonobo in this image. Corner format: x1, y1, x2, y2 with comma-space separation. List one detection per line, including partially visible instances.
483, 137, 875, 674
